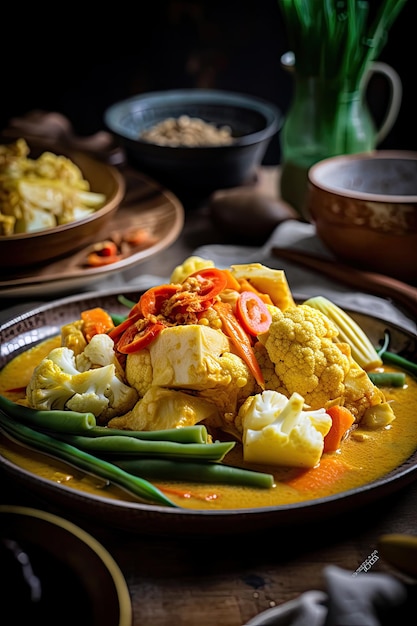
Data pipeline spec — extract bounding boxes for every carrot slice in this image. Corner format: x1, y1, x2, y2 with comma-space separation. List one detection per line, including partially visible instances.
213, 301, 265, 388
323, 405, 355, 453
221, 269, 241, 291
237, 278, 273, 305
285, 456, 351, 492
81, 307, 115, 342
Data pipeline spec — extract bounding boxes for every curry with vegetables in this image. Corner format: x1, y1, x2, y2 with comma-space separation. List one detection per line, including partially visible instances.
0, 257, 416, 511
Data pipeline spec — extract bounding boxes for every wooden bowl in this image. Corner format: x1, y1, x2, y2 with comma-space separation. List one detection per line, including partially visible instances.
0, 149, 125, 270
306, 151, 417, 283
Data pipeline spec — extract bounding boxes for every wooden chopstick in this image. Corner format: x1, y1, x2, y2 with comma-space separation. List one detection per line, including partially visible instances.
271, 247, 417, 320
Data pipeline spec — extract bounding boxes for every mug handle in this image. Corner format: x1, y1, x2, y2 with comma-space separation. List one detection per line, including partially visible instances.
363, 62, 402, 145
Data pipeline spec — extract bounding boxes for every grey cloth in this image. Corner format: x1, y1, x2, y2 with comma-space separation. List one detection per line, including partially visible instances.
1, 221, 415, 336
192, 221, 416, 335
244, 566, 408, 626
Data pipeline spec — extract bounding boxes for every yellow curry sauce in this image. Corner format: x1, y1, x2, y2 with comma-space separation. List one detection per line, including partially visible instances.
1, 336, 417, 511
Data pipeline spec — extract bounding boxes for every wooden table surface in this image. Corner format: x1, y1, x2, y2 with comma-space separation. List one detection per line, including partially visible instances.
1, 477, 416, 625
1, 166, 416, 625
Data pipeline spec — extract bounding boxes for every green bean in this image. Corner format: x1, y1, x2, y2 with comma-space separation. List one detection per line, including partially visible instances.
0, 395, 96, 434
114, 458, 274, 489
110, 313, 127, 326
379, 351, 417, 378
88, 425, 209, 443
0, 395, 210, 443
368, 372, 406, 388
0, 412, 178, 508
117, 294, 137, 310
53, 433, 235, 461
376, 332, 417, 377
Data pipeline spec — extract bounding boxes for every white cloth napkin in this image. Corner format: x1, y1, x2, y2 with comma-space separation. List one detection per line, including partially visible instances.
190, 220, 416, 334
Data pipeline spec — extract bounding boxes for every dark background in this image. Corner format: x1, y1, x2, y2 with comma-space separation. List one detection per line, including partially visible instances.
1, 0, 415, 164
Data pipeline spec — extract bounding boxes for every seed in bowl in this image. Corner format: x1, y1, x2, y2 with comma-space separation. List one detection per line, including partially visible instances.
139, 115, 234, 147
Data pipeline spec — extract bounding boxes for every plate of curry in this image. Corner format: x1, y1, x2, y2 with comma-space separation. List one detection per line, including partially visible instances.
0, 286, 416, 535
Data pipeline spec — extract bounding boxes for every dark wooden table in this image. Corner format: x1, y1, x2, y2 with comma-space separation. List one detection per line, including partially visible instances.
1, 476, 416, 625
1, 166, 416, 625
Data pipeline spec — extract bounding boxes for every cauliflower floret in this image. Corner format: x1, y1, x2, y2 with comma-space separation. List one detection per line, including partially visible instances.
197, 351, 255, 409
109, 386, 220, 431
257, 304, 393, 425
170, 255, 214, 284
113, 325, 255, 435
258, 305, 350, 409
197, 351, 256, 438
75, 333, 119, 370
342, 356, 395, 425
26, 343, 138, 424
61, 320, 87, 355
253, 342, 283, 393
148, 325, 234, 390
125, 349, 153, 397
239, 390, 332, 468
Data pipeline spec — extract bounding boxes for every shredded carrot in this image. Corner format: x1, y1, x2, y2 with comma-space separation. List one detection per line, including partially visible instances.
81, 307, 115, 342
323, 405, 355, 453
237, 278, 273, 305
221, 269, 242, 291
284, 456, 351, 493
213, 301, 265, 388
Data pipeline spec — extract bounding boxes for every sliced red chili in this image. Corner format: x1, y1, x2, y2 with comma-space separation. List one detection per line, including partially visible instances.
137, 284, 180, 317
86, 252, 123, 267
213, 301, 265, 389
107, 311, 143, 342
187, 268, 228, 301
117, 321, 165, 354
236, 291, 272, 336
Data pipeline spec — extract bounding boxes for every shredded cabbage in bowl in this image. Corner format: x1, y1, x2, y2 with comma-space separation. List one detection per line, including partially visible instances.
0, 138, 106, 236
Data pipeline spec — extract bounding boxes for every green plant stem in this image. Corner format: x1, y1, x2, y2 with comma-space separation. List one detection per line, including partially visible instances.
277, 0, 406, 90
0, 412, 178, 508
114, 458, 274, 489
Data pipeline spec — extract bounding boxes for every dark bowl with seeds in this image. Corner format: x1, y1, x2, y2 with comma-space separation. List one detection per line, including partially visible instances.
104, 89, 282, 206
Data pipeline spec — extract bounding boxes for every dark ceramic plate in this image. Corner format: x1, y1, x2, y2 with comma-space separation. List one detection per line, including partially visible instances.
0, 505, 131, 625
0, 288, 416, 535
